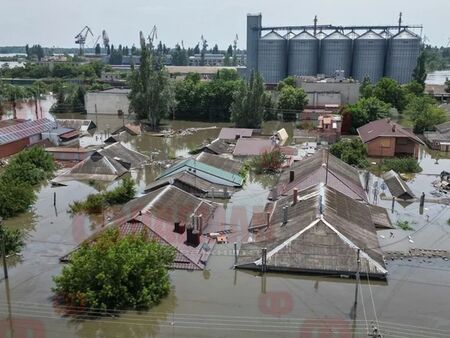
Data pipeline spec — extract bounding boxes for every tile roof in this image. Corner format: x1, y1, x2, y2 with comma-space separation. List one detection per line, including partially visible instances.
218, 128, 254, 140
233, 138, 276, 156
270, 149, 367, 201
357, 118, 424, 145
236, 184, 387, 278
0, 118, 56, 145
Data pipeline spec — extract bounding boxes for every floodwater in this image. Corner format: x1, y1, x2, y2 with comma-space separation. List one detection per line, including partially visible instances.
1, 108, 450, 337
426, 70, 450, 85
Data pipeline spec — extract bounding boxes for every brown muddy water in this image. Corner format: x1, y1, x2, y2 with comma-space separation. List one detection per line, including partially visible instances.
1, 107, 450, 337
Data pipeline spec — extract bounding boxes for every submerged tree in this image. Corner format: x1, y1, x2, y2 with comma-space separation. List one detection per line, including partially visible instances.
128, 35, 174, 130
230, 71, 265, 128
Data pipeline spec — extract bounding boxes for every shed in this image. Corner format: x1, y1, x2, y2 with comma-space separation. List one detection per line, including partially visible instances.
382, 170, 415, 200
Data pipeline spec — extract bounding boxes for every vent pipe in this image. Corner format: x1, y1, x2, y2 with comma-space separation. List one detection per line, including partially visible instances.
266, 212, 271, 228
282, 206, 288, 224
293, 188, 298, 205
289, 170, 295, 183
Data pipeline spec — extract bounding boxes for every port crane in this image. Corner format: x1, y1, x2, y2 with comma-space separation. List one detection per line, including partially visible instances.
233, 34, 238, 65
102, 30, 110, 49
148, 25, 158, 49
75, 26, 93, 56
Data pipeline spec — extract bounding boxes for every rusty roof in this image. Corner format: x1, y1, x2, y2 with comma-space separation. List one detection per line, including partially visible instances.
270, 149, 367, 201
236, 184, 387, 278
0, 118, 56, 145
218, 128, 254, 140
233, 138, 276, 156
357, 118, 424, 145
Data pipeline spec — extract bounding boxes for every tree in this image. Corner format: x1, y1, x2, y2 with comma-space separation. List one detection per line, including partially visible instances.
347, 97, 392, 133
72, 85, 86, 113
230, 71, 265, 128
360, 75, 374, 98
330, 139, 368, 168
412, 51, 427, 86
52, 228, 176, 312
193, 43, 200, 54
404, 95, 448, 133
0, 225, 25, 256
277, 76, 296, 91
227, 45, 233, 56
277, 86, 308, 121
373, 78, 407, 112
251, 150, 285, 174
212, 44, 219, 54
95, 43, 101, 55
404, 80, 424, 97
172, 44, 187, 66
445, 78, 450, 93
128, 38, 174, 129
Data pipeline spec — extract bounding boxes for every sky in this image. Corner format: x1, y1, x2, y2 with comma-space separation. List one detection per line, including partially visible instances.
0, 0, 449, 49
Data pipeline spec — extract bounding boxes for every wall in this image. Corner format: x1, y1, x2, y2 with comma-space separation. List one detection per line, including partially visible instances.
306, 92, 342, 106
297, 81, 361, 105
0, 138, 29, 158
395, 138, 418, 157
366, 137, 396, 157
85, 92, 130, 115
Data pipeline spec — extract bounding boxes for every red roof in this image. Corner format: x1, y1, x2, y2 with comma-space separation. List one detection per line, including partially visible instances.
59, 130, 80, 140
357, 119, 424, 145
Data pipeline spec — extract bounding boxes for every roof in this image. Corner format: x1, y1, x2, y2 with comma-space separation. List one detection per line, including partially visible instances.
55, 119, 97, 131
99, 88, 131, 94
201, 138, 233, 154
0, 119, 27, 128
112, 123, 141, 136
236, 184, 387, 278
324, 31, 350, 40
357, 30, 383, 40
59, 130, 80, 140
436, 121, 450, 134
357, 119, 424, 145
382, 170, 415, 200
367, 204, 394, 229
195, 152, 242, 175
270, 149, 367, 201
392, 29, 419, 40
233, 138, 276, 156
0, 118, 56, 145
45, 147, 92, 153
261, 31, 285, 40
218, 128, 254, 140
292, 31, 317, 40
99, 142, 149, 168
156, 158, 244, 187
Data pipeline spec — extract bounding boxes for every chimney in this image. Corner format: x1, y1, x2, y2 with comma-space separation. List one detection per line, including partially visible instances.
293, 188, 298, 205
282, 206, 288, 224
186, 214, 199, 246
289, 170, 295, 183
266, 212, 270, 228
392, 124, 396, 132
198, 214, 203, 235
174, 221, 180, 233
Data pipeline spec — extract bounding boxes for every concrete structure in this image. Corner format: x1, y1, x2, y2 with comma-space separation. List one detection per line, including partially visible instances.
357, 119, 424, 158
85, 88, 130, 115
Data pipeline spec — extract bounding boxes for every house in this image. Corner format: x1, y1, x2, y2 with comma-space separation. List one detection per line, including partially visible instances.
194, 152, 242, 175
62, 185, 218, 270
317, 114, 342, 143
218, 128, 254, 141
357, 119, 424, 158
46, 147, 94, 162
55, 119, 97, 133
0, 118, 56, 158
190, 138, 233, 155
41, 127, 79, 146
236, 184, 388, 279
55, 142, 148, 182
156, 158, 244, 187
269, 149, 367, 201
112, 123, 141, 136
424, 121, 450, 152
233, 138, 276, 157
382, 170, 415, 200
144, 171, 234, 199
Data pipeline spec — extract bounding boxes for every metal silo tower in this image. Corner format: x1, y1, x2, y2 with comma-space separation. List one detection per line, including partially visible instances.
352, 30, 387, 83
288, 30, 319, 76
257, 31, 287, 84
319, 31, 353, 77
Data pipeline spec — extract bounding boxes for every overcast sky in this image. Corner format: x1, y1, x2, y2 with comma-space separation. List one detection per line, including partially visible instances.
1, 0, 449, 49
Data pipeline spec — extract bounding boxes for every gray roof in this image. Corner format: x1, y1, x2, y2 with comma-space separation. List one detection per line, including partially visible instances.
436, 121, 450, 134
0, 118, 56, 145
382, 170, 415, 200
56, 119, 97, 131
195, 152, 242, 175
218, 128, 254, 140
236, 184, 387, 278
270, 149, 367, 201
99, 142, 149, 168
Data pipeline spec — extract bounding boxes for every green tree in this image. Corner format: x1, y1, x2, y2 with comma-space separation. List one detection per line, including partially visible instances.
230, 71, 265, 128
277, 86, 308, 121
360, 75, 374, 98
128, 38, 174, 129
52, 228, 176, 311
212, 44, 219, 54
373, 78, 407, 112
0, 225, 25, 256
404, 80, 424, 97
347, 97, 392, 133
445, 78, 450, 93
412, 51, 427, 86
0, 180, 36, 218
95, 43, 101, 55
277, 76, 296, 91
404, 95, 448, 133
172, 44, 187, 66
330, 139, 368, 168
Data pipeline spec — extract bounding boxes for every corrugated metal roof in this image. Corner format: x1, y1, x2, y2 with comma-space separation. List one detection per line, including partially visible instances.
382, 170, 415, 200
324, 31, 350, 40
292, 31, 317, 40
218, 128, 253, 140
233, 138, 275, 156
56, 119, 97, 131
261, 31, 285, 40
357, 118, 424, 145
392, 29, 419, 40
237, 184, 387, 278
436, 121, 450, 134
0, 118, 56, 145
357, 30, 384, 40
346, 31, 360, 39
99, 142, 149, 168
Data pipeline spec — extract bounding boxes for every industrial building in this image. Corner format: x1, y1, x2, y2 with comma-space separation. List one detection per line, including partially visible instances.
247, 14, 422, 84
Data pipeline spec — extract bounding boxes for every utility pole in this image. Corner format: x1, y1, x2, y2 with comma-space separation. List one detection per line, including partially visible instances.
0, 217, 8, 279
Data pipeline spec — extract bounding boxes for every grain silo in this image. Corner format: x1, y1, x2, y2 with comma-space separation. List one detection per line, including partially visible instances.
384, 29, 421, 84
346, 31, 360, 39
352, 30, 387, 83
315, 30, 327, 40
288, 31, 319, 76
319, 31, 353, 77
257, 31, 287, 84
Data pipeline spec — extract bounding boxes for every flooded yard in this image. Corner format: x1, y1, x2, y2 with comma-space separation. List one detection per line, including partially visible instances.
1, 111, 450, 337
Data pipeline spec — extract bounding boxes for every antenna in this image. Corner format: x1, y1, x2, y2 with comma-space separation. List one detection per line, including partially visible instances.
398, 12, 403, 32
314, 15, 318, 36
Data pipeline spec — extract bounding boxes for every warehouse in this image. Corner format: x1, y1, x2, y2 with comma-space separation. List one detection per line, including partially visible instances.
247, 14, 422, 84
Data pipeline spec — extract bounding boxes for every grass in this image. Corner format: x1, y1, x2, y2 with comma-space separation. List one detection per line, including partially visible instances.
396, 220, 413, 231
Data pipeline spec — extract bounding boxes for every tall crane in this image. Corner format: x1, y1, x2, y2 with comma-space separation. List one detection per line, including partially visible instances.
233, 34, 239, 66
102, 30, 110, 49
75, 26, 93, 56
148, 25, 158, 49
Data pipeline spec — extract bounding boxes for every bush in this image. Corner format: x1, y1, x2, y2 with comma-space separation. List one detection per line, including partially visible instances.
381, 158, 422, 173
0, 226, 25, 256
330, 139, 369, 168
103, 177, 136, 204
251, 150, 285, 174
53, 228, 175, 312
396, 220, 413, 231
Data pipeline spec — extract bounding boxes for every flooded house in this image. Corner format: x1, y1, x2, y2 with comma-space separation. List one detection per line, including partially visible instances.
194, 152, 242, 175
233, 138, 276, 157
55, 119, 97, 133
236, 184, 388, 279
424, 121, 450, 152
62, 185, 218, 270
190, 138, 233, 155
382, 170, 415, 200
218, 127, 254, 141
357, 118, 424, 158
41, 126, 79, 146
269, 149, 368, 201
